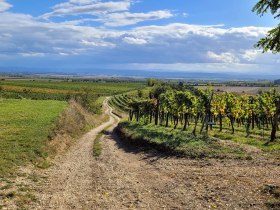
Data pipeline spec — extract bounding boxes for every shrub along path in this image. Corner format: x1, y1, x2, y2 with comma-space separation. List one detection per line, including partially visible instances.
29, 99, 280, 210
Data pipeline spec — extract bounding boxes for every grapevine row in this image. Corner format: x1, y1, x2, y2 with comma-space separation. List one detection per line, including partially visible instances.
127, 85, 280, 143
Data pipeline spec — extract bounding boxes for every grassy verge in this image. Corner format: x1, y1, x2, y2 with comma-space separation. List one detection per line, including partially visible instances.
92, 123, 115, 157
0, 98, 109, 209
130, 118, 280, 158
47, 99, 109, 155
0, 99, 67, 176
93, 133, 103, 157
116, 121, 250, 159
262, 185, 280, 209
211, 128, 280, 157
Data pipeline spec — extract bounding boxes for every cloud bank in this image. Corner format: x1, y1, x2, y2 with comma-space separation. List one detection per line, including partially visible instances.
0, 0, 279, 75
0, 0, 12, 12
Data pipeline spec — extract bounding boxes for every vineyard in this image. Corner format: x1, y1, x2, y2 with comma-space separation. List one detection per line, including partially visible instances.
108, 87, 151, 118
114, 83, 280, 157
0, 79, 145, 94
0, 79, 146, 113
109, 94, 131, 113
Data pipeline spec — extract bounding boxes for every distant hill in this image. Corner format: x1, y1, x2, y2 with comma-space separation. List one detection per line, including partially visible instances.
274, 79, 280, 85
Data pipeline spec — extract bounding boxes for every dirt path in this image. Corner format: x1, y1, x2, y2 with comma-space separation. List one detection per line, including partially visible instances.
89, 130, 280, 210
32, 98, 116, 209
31, 99, 280, 210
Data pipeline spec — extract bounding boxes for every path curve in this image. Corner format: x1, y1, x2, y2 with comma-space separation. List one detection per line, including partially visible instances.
32, 98, 280, 210
33, 98, 118, 209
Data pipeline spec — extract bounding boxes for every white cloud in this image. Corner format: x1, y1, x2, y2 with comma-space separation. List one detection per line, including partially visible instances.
19, 52, 45, 57
81, 39, 116, 47
208, 51, 240, 63
41, 1, 131, 18
129, 23, 227, 41
242, 49, 261, 61
70, 0, 99, 4
123, 37, 147, 44
52, 0, 99, 10
0, 0, 279, 76
0, 0, 12, 12
129, 23, 267, 41
43, 1, 173, 27
0, 10, 279, 75
0, 12, 121, 56
102, 10, 173, 27
227, 26, 269, 38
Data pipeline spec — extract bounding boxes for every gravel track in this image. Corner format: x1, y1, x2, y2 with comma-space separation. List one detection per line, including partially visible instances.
32, 98, 115, 209
31, 98, 280, 210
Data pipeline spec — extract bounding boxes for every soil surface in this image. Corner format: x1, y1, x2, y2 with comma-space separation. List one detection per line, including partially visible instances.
28, 99, 280, 210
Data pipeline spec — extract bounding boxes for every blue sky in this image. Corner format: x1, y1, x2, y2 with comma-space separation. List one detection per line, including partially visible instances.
0, 0, 279, 78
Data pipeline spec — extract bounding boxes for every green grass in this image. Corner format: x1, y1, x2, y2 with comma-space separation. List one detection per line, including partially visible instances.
262, 185, 280, 209
0, 99, 67, 175
172, 120, 280, 157
132, 117, 280, 157
208, 125, 280, 157
0, 79, 147, 114
93, 133, 103, 157
93, 123, 115, 157
117, 121, 250, 159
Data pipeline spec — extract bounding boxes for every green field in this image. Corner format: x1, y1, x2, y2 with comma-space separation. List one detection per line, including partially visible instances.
0, 79, 146, 114
0, 99, 67, 175
0, 79, 147, 175
0, 79, 146, 97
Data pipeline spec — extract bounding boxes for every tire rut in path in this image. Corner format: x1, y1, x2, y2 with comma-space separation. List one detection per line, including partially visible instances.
32, 98, 280, 210
91, 132, 280, 210
32, 98, 116, 210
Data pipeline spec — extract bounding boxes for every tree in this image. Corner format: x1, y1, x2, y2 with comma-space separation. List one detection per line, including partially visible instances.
253, 0, 280, 53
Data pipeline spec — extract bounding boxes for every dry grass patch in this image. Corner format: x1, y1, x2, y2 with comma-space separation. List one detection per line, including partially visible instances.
48, 100, 109, 157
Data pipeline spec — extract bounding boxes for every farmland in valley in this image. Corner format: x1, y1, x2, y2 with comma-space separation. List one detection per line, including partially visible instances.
0, 79, 146, 101
1, 77, 280, 209
198, 85, 280, 94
